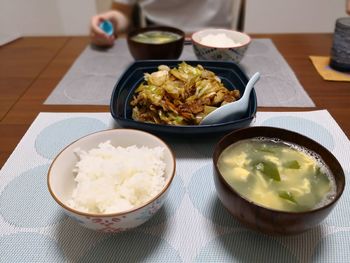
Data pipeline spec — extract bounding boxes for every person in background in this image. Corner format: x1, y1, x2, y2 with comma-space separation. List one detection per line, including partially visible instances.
90, 0, 238, 47
347, 0, 350, 14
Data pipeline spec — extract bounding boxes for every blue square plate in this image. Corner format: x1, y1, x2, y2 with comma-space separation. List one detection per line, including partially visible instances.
110, 60, 257, 136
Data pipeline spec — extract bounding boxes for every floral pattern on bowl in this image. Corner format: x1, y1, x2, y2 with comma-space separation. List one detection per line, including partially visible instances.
47, 129, 176, 233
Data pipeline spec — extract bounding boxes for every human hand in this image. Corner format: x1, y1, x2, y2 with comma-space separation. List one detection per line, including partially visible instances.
90, 11, 120, 47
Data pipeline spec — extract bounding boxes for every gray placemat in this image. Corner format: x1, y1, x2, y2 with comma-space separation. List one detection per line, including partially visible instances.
45, 39, 315, 107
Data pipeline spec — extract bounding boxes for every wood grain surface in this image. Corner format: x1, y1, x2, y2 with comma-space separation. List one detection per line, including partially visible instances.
0, 34, 349, 168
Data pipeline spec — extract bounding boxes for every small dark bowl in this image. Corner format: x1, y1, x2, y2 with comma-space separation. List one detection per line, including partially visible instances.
213, 126, 345, 235
127, 26, 185, 60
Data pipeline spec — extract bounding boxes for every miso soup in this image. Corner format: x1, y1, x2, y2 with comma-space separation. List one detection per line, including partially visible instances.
131, 31, 181, 44
217, 138, 336, 212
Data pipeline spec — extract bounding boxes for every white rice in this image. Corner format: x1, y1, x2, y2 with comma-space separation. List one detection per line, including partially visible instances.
67, 141, 166, 214
200, 33, 241, 47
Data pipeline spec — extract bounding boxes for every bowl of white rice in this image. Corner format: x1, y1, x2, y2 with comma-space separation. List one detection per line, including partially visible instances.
191, 28, 251, 63
47, 129, 176, 233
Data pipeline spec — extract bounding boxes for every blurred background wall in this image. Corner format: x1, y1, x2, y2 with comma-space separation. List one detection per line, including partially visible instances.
95, 0, 113, 14
0, 0, 348, 37
244, 0, 348, 33
0, 0, 96, 36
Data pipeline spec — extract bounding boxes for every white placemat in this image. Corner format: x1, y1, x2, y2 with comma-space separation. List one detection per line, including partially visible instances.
0, 110, 349, 262
0, 33, 21, 46
45, 39, 315, 107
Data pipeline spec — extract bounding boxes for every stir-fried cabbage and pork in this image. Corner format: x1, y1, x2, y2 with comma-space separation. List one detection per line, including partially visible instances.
130, 62, 240, 125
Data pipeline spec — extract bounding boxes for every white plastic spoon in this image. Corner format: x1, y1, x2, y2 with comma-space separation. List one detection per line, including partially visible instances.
200, 72, 260, 125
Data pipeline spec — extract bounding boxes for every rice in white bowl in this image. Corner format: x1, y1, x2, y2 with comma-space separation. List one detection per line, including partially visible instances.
200, 33, 241, 47
67, 141, 166, 214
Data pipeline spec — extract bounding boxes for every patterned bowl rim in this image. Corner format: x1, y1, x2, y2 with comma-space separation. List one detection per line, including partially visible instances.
191, 28, 251, 49
47, 128, 176, 218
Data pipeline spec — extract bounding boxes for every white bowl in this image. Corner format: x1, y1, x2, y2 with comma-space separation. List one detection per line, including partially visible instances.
48, 129, 176, 233
191, 28, 251, 63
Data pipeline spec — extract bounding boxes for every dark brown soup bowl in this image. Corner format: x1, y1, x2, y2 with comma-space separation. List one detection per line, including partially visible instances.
213, 126, 345, 235
127, 26, 185, 60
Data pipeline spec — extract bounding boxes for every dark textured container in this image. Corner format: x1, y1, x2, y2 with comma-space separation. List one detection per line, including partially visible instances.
213, 126, 345, 235
127, 26, 185, 60
110, 60, 257, 136
330, 17, 350, 72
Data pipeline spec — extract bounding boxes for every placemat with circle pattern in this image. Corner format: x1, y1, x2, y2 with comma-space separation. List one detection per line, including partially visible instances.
0, 110, 348, 262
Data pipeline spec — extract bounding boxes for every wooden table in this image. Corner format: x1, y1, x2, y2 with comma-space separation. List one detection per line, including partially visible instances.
0, 34, 349, 168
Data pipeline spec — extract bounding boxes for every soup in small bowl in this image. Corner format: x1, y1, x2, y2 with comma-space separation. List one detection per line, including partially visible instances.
131, 30, 182, 44
213, 126, 345, 235
127, 26, 185, 60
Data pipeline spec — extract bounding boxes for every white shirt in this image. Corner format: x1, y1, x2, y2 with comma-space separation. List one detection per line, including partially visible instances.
115, 0, 236, 32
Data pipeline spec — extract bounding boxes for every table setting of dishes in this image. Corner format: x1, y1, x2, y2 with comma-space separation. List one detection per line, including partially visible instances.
0, 26, 350, 262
